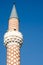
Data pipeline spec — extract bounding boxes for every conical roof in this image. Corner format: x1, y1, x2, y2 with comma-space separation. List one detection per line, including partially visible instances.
10, 5, 18, 19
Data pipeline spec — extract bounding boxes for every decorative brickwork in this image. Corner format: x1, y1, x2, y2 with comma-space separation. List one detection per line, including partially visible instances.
7, 44, 20, 65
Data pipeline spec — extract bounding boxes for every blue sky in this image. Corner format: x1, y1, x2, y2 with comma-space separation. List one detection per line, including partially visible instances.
0, 0, 43, 65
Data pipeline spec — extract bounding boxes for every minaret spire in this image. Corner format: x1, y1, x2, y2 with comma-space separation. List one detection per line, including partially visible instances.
10, 4, 18, 19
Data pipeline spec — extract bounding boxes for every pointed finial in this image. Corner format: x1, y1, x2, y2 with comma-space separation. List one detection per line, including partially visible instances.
10, 4, 18, 19
13, 2, 15, 4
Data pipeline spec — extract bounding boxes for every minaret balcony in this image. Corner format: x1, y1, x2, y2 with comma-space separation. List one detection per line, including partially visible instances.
4, 31, 23, 47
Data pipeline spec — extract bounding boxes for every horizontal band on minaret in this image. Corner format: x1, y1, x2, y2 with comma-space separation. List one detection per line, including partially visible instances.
4, 31, 23, 38
4, 31, 23, 47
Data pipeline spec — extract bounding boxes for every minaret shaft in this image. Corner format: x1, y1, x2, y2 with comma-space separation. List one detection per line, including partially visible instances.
7, 44, 20, 65
8, 18, 19, 31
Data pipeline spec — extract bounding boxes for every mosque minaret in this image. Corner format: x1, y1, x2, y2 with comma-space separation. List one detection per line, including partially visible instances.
4, 4, 23, 65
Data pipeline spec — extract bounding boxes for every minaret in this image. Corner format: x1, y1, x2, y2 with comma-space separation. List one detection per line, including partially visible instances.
4, 5, 23, 65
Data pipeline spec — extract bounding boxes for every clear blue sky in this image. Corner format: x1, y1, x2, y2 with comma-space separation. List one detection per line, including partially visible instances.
0, 0, 43, 65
